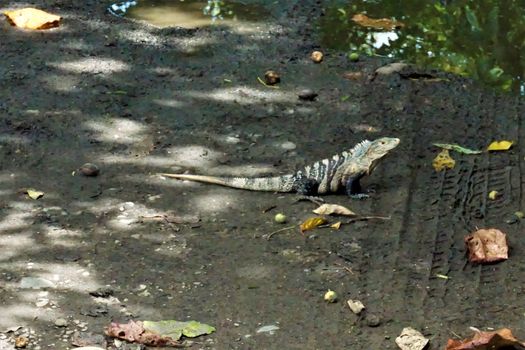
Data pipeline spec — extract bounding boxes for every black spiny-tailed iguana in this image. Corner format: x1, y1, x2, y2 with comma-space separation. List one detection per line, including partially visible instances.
160, 137, 400, 198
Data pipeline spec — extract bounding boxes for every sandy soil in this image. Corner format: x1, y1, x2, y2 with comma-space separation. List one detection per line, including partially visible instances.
1, 1, 525, 349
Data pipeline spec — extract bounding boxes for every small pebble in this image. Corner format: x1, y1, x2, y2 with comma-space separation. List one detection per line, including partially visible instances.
280, 141, 297, 150
79, 163, 100, 177
298, 89, 318, 101
365, 313, 381, 327
54, 318, 68, 327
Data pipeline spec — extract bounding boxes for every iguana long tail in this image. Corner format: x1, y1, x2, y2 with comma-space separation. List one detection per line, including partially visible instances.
160, 173, 295, 192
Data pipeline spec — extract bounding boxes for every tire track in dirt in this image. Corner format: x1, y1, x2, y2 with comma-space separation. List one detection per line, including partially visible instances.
356, 77, 525, 345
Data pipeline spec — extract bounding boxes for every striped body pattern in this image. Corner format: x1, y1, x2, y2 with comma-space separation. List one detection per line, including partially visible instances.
161, 137, 400, 196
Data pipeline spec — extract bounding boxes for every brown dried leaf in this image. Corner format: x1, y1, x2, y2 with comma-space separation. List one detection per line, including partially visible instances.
464, 228, 508, 264
4, 8, 61, 30
105, 320, 182, 347
342, 71, 364, 80
313, 204, 356, 216
299, 217, 327, 233
446, 328, 525, 350
351, 13, 404, 30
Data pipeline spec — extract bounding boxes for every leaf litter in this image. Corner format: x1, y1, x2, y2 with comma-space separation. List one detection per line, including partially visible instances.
105, 319, 215, 347
445, 328, 525, 350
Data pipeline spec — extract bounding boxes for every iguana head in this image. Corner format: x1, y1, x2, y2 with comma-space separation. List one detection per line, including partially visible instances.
366, 137, 400, 173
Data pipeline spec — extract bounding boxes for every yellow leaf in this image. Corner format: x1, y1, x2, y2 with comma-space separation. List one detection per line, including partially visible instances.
330, 222, 342, 230
488, 190, 498, 200
299, 217, 327, 233
313, 204, 356, 216
26, 188, 44, 200
487, 140, 513, 151
432, 149, 455, 172
4, 8, 61, 30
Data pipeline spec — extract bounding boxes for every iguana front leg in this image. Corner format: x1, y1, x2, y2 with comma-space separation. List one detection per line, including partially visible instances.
345, 175, 369, 199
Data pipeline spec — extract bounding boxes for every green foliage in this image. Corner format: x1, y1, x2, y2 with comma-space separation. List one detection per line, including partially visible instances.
320, 0, 525, 94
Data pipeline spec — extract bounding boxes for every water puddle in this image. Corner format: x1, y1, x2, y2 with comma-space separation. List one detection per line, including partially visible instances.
319, 1, 525, 94
110, 0, 268, 28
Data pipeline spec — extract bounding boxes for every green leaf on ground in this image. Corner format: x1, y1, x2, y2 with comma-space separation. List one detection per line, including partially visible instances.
143, 320, 215, 340
433, 143, 482, 154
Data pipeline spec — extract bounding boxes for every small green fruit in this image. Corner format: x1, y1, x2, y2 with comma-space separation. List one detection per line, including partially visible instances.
324, 289, 337, 303
274, 213, 287, 224
349, 52, 359, 62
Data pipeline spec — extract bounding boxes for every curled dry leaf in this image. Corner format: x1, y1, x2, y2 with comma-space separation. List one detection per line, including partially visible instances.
432, 149, 455, 172
375, 62, 408, 75
342, 71, 364, 80
299, 217, 327, 233
105, 320, 182, 347
395, 327, 429, 350
464, 228, 508, 264
4, 8, 61, 30
330, 222, 342, 230
446, 328, 525, 350
487, 140, 513, 151
313, 204, 356, 216
351, 13, 404, 30
25, 188, 44, 200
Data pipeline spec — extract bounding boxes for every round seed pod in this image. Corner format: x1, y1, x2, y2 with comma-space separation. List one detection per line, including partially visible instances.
310, 50, 324, 63
79, 163, 100, 177
264, 70, 280, 85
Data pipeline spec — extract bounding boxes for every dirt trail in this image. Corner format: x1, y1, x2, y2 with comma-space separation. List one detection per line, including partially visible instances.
1, 1, 524, 349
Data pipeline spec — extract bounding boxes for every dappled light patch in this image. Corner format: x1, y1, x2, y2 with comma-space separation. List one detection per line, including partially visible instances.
40, 73, 82, 93
189, 86, 296, 104
192, 192, 238, 213
49, 57, 130, 74
42, 226, 84, 246
164, 145, 224, 168
0, 233, 36, 261
85, 118, 149, 145
152, 98, 186, 108
0, 304, 45, 329
0, 202, 37, 231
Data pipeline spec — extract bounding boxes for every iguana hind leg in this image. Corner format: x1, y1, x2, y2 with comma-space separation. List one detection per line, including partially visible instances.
293, 177, 319, 196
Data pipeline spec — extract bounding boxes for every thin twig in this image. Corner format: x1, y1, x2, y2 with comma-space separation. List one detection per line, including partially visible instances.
334, 262, 354, 275
257, 76, 280, 89
265, 225, 296, 240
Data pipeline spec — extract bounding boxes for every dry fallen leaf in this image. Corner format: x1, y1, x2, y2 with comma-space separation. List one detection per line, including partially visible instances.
4, 8, 61, 30
432, 149, 455, 171
299, 217, 327, 233
25, 188, 44, 200
375, 62, 408, 75
351, 13, 404, 30
330, 222, 342, 230
106, 320, 204, 347
446, 328, 525, 350
313, 204, 356, 216
464, 228, 508, 264
395, 327, 429, 350
488, 190, 498, 200
342, 71, 364, 80
487, 140, 513, 151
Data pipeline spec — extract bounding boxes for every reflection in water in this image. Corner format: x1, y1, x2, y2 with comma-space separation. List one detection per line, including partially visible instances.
109, 0, 266, 28
320, 0, 525, 94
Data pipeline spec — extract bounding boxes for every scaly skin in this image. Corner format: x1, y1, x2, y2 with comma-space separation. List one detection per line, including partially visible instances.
160, 137, 400, 197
